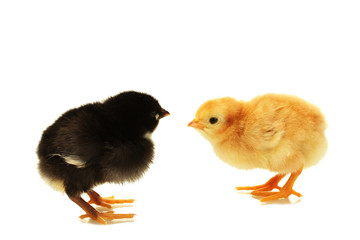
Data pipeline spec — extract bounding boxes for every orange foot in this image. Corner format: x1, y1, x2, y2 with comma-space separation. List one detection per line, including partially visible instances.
236, 168, 303, 202
68, 193, 135, 225
80, 211, 135, 225
87, 190, 135, 208
236, 173, 286, 192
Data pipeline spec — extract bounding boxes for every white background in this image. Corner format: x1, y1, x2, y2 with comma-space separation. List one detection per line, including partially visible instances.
1, 0, 359, 239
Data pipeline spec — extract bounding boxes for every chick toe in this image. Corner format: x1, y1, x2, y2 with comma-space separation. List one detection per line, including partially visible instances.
260, 190, 295, 202
236, 173, 286, 192
252, 189, 302, 198
101, 196, 135, 205
80, 211, 135, 225
87, 190, 134, 209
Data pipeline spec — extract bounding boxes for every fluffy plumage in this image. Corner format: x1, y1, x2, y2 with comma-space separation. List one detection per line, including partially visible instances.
188, 93, 327, 202
37, 91, 169, 223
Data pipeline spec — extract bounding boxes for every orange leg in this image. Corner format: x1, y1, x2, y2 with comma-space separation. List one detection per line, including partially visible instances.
87, 190, 134, 209
68, 193, 135, 225
256, 168, 303, 202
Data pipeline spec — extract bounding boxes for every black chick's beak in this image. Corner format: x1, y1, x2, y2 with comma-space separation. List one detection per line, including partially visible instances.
159, 108, 170, 119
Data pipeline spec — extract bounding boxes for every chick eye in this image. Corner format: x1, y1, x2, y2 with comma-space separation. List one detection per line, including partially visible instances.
150, 111, 159, 120
155, 113, 160, 120
209, 117, 218, 124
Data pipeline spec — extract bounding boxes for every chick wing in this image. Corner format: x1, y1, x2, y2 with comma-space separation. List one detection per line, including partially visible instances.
245, 102, 286, 151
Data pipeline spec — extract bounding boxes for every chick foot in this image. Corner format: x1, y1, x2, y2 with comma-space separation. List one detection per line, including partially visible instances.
255, 169, 303, 202
80, 211, 135, 225
87, 190, 135, 209
236, 173, 286, 192
236, 169, 303, 202
254, 189, 302, 202
69, 194, 135, 225
251, 188, 302, 198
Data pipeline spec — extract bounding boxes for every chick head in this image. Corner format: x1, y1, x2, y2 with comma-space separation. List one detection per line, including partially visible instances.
188, 97, 241, 143
103, 91, 170, 136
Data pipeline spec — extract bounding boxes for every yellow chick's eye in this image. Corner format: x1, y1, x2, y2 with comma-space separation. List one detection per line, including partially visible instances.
209, 117, 218, 124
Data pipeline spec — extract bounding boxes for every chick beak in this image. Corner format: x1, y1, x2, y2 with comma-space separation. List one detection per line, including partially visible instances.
159, 109, 170, 119
187, 120, 205, 130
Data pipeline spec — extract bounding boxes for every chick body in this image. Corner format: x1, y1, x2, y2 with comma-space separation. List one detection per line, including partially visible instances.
189, 93, 327, 201
211, 94, 327, 173
37, 91, 169, 223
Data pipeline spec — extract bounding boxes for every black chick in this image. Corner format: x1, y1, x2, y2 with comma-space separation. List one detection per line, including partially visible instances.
37, 91, 169, 224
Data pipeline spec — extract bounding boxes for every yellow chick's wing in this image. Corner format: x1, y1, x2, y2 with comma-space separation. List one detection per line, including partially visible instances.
244, 102, 286, 151
244, 94, 327, 172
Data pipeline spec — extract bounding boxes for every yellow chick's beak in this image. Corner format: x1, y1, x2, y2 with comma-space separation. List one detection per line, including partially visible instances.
188, 120, 205, 130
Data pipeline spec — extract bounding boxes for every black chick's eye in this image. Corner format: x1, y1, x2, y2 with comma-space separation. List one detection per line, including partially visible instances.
209, 117, 218, 124
151, 111, 160, 120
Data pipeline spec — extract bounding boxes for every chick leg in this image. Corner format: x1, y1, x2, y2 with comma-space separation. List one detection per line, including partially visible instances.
68, 195, 135, 225
258, 168, 303, 202
87, 190, 135, 209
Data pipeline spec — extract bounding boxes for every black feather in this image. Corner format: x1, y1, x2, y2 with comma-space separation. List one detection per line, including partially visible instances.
37, 91, 168, 197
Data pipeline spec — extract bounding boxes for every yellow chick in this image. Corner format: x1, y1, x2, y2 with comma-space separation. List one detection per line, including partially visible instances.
188, 93, 327, 202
